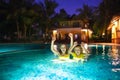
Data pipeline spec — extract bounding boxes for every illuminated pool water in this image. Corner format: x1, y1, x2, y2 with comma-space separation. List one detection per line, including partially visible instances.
0, 44, 120, 80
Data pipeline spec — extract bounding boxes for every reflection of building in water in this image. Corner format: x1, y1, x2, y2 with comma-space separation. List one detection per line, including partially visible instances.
107, 15, 120, 43
110, 46, 120, 72
52, 20, 92, 43
108, 45, 120, 66
108, 46, 118, 59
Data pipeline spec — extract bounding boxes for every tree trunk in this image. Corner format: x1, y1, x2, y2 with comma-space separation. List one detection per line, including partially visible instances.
24, 24, 27, 41
16, 21, 19, 40
28, 26, 31, 41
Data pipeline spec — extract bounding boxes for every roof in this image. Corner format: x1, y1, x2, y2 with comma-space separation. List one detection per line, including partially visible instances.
55, 27, 92, 34
107, 15, 120, 30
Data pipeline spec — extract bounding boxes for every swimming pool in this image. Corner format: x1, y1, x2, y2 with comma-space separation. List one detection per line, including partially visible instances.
0, 43, 120, 80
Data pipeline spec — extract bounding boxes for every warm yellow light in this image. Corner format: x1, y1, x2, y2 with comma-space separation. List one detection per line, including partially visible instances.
81, 29, 92, 38
114, 21, 117, 28
81, 29, 88, 32
53, 30, 57, 37
102, 33, 105, 36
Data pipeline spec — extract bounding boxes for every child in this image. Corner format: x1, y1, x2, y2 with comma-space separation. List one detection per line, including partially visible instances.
68, 42, 89, 62
51, 33, 73, 60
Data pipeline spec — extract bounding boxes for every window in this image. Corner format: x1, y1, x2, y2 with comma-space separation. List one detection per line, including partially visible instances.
73, 22, 80, 27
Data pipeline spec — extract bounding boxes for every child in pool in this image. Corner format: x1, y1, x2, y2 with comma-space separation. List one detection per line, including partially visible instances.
68, 41, 89, 62
51, 33, 73, 60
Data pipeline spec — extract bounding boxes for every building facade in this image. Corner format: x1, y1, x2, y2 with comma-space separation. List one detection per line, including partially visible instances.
52, 20, 92, 43
107, 15, 120, 43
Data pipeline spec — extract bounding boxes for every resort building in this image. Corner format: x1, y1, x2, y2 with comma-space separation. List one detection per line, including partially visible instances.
107, 15, 120, 43
52, 20, 92, 43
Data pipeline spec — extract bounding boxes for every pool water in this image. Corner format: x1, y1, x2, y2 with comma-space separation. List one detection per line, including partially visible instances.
0, 44, 120, 80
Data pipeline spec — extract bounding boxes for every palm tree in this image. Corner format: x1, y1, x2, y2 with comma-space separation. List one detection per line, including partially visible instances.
76, 4, 93, 27
38, 0, 58, 34
93, 0, 120, 39
0, 0, 58, 42
51, 8, 70, 28
0, 0, 21, 40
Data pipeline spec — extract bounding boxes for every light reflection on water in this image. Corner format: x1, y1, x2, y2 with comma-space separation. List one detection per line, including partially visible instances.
0, 44, 120, 80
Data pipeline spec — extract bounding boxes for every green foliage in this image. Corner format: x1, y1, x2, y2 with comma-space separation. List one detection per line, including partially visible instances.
0, 0, 119, 42
76, 4, 93, 20
0, 0, 58, 41
93, 0, 120, 39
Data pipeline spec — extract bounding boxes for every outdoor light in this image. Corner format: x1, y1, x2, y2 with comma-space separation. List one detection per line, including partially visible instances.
53, 30, 57, 37
75, 34, 78, 39
102, 33, 105, 36
114, 21, 117, 27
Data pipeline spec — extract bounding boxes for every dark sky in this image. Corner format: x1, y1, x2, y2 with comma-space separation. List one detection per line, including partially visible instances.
55, 0, 102, 15
36, 0, 102, 15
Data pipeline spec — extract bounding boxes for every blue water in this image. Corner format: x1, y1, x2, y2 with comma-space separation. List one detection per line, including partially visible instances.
0, 44, 120, 80
0, 43, 49, 53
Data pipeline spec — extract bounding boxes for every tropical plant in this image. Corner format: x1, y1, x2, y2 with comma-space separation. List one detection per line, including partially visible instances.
38, 0, 58, 33
93, 0, 120, 40
76, 4, 94, 27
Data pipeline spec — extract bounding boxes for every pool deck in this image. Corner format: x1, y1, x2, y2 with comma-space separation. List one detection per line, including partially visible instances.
90, 43, 120, 46
0, 42, 120, 46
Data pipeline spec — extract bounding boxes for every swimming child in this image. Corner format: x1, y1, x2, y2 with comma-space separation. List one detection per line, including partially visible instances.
68, 41, 89, 62
51, 33, 73, 60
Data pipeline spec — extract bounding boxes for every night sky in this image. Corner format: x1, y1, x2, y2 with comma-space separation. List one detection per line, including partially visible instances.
55, 0, 102, 15
36, 0, 102, 15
